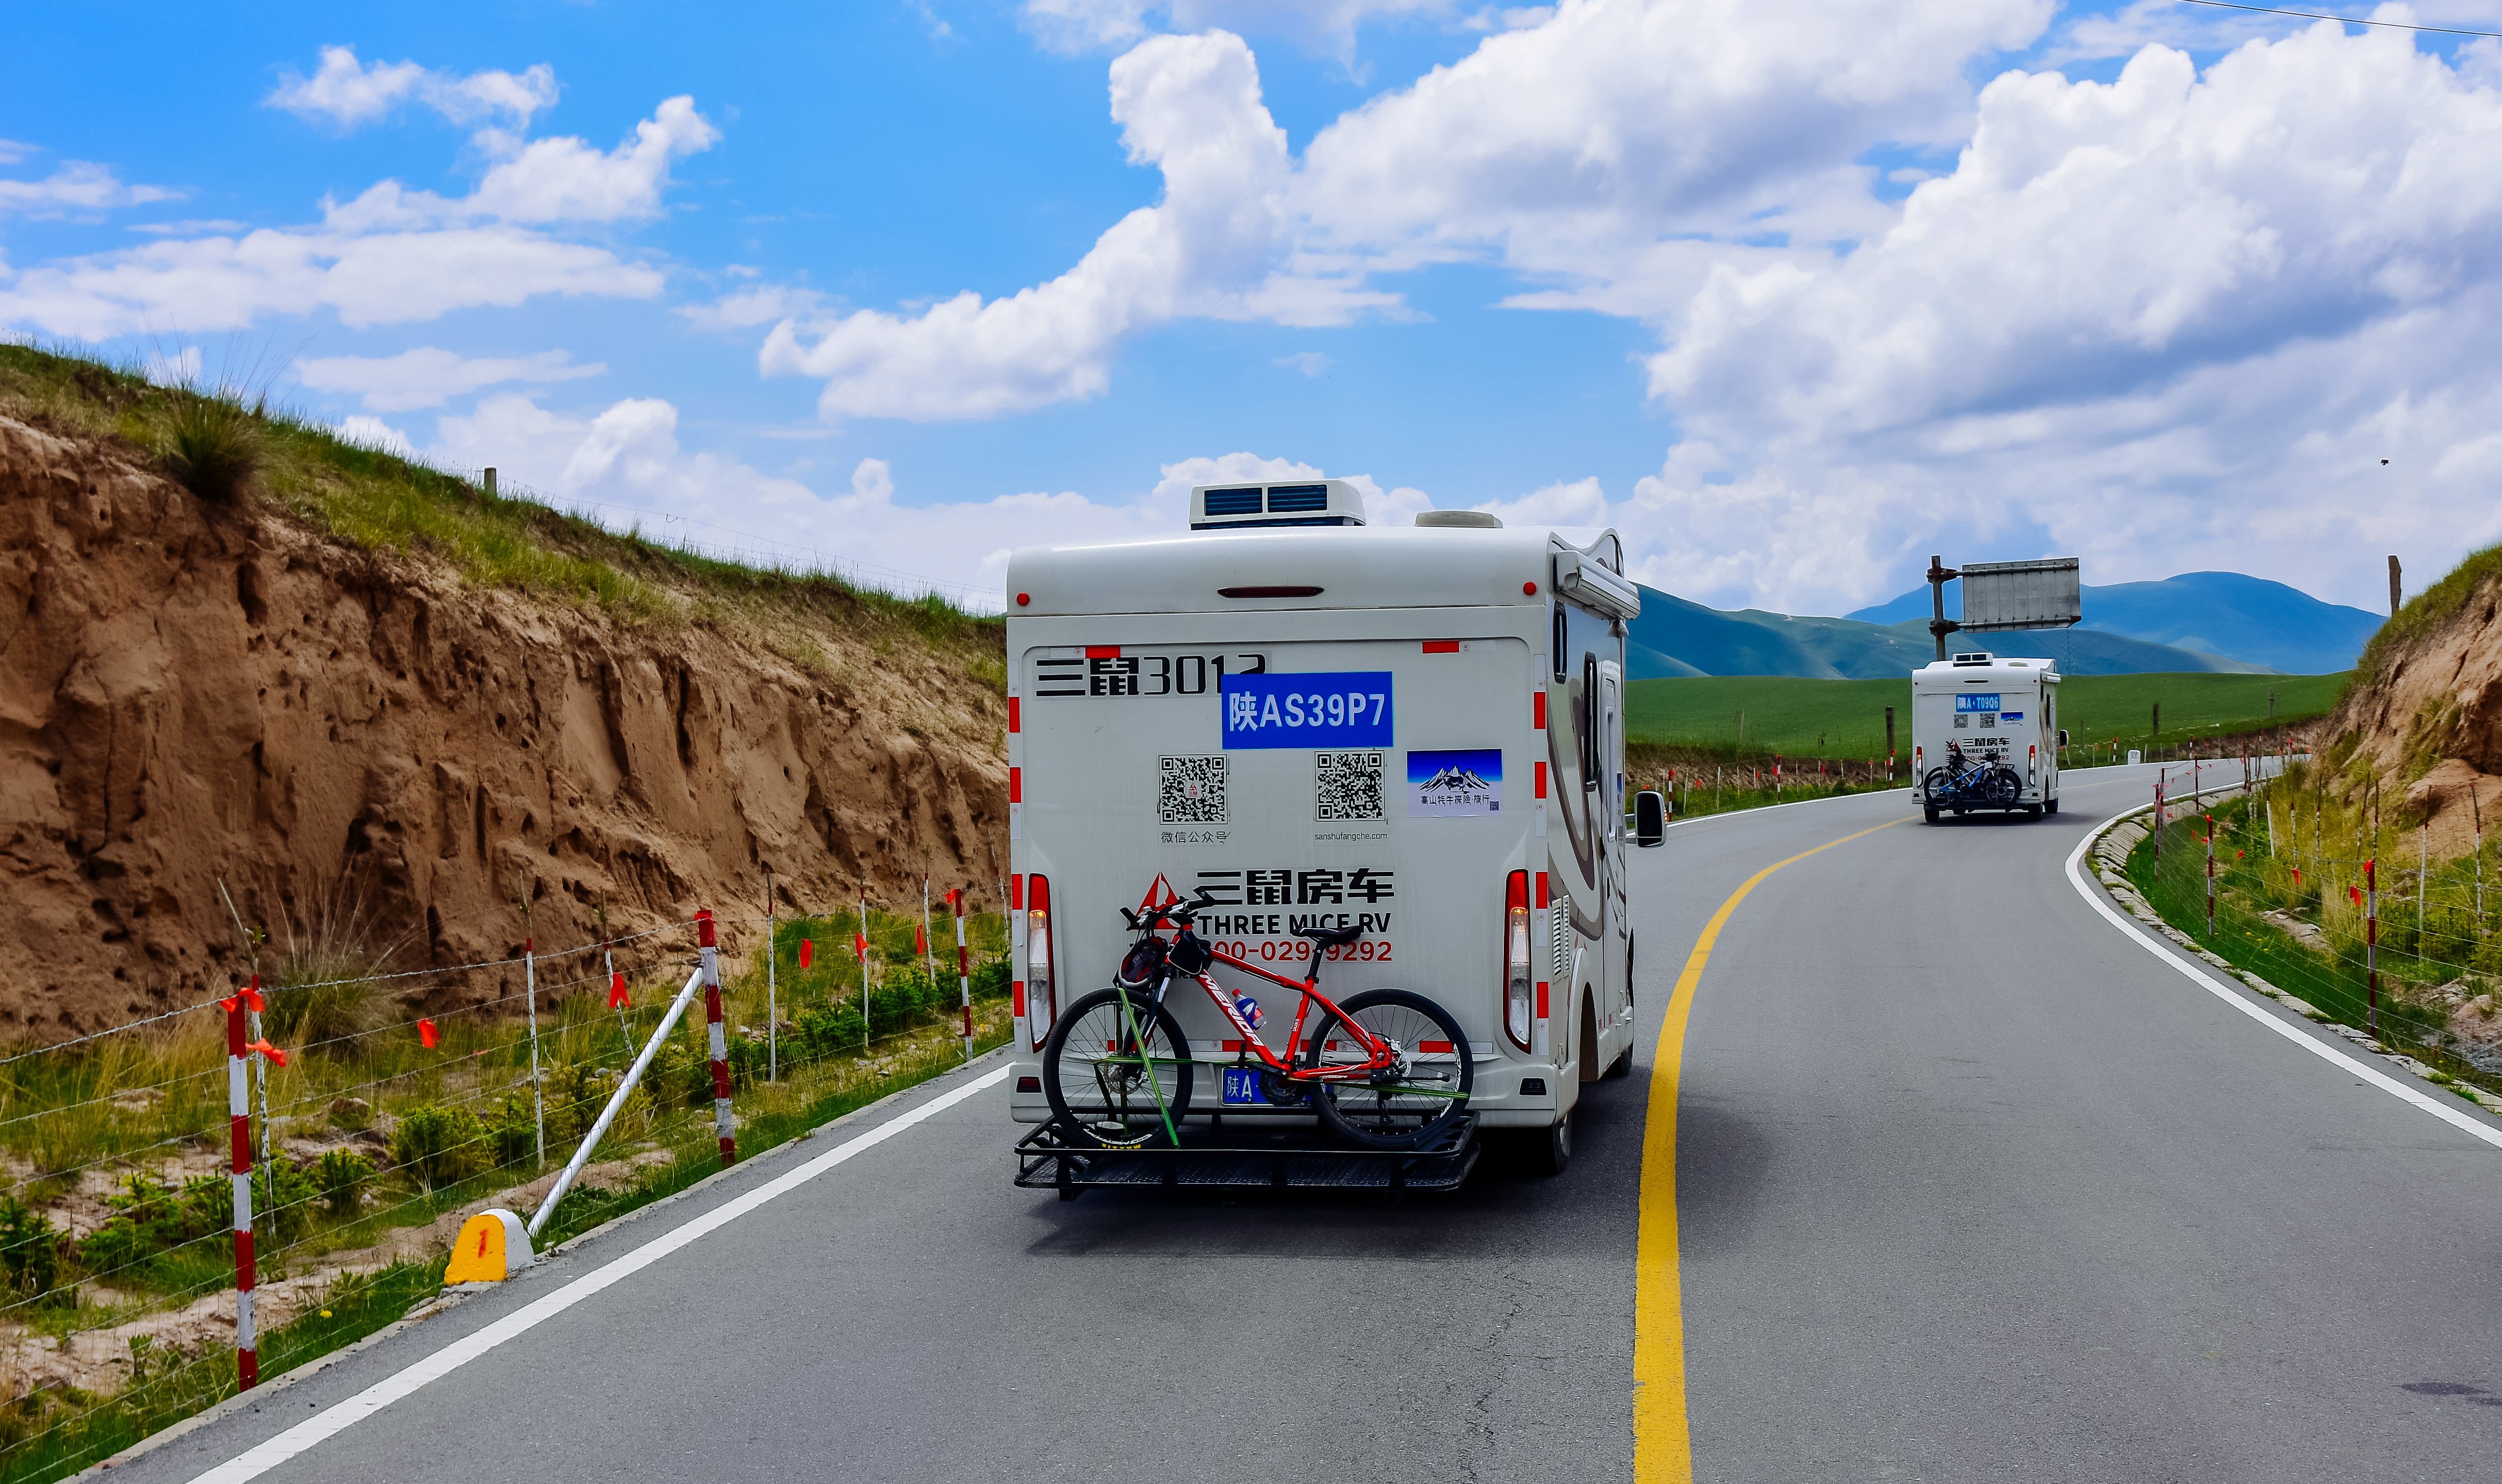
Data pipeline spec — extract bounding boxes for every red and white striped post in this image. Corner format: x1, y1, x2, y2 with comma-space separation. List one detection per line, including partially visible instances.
2205, 812, 2216, 938
2365, 859, 2380, 1038
224, 976, 261, 1389
855, 892, 872, 1051
950, 888, 974, 1062
697, 910, 735, 1167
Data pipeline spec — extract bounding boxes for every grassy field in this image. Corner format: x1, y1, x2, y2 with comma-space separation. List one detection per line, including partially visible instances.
1627, 672, 2348, 760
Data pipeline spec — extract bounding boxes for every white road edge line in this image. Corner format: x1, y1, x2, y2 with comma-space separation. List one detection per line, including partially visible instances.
185, 1062, 1014, 1484
2063, 808, 2502, 1151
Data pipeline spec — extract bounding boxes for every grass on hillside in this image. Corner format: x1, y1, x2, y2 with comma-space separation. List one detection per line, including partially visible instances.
2355, 540, 2502, 685
0, 342, 999, 656
1628, 672, 2347, 761
2122, 770, 2502, 1099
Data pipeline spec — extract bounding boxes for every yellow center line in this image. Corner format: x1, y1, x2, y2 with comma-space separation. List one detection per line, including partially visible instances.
1634, 817, 1909, 1482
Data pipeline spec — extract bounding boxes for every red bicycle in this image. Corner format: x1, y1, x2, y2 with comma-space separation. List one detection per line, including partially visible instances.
1040, 891, 1473, 1151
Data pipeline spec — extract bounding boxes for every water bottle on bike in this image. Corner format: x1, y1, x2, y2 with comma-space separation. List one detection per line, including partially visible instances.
1232, 992, 1263, 1030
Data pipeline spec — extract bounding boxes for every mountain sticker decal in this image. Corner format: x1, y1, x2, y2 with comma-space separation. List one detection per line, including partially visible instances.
1408, 748, 1503, 818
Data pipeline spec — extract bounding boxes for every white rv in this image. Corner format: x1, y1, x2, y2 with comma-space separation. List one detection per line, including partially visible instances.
1001, 480, 1639, 1167
1911, 651, 2063, 822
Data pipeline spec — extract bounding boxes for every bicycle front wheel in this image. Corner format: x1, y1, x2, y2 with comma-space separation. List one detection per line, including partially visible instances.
1042, 988, 1196, 1149
1299, 988, 1473, 1150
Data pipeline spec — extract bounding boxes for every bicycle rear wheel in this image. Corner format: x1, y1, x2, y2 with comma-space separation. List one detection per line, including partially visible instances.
1042, 988, 1195, 1149
1298, 988, 1473, 1150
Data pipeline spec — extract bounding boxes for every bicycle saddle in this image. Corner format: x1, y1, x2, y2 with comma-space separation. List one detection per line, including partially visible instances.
1293, 922, 1363, 947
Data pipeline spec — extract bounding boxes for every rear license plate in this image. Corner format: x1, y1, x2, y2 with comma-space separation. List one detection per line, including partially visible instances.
1222, 1067, 1265, 1105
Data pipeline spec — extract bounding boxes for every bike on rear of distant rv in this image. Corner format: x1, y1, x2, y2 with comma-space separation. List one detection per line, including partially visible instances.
1922, 741, 2023, 820
1039, 891, 1472, 1152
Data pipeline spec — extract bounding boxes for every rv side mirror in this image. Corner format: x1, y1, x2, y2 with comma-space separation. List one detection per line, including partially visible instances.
1635, 789, 1666, 847
2057, 729, 2070, 748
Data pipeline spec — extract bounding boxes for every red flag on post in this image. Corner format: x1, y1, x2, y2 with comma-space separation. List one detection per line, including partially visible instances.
608, 970, 630, 1009
418, 1018, 439, 1048
243, 1038, 287, 1068
2349, 885, 2364, 906
915, 921, 928, 955
854, 930, 869, 962
799, 939, 813, 969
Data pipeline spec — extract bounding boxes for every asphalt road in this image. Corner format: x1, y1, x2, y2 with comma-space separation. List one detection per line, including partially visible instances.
115, 764, 2502, 1483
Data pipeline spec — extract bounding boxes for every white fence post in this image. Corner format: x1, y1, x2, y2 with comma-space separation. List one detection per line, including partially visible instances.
529, 961, 710, 1240
525, 934, 545, 1167
764, 868, 778, 1084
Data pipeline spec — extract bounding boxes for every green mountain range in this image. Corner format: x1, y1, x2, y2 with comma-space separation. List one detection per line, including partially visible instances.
1629, 571, 2379, 680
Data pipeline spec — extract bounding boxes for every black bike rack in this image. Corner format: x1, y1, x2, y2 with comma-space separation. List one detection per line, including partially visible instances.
1014, 1115, 1479, 1200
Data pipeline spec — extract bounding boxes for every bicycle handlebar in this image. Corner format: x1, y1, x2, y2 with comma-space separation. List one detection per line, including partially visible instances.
1117, 888, 1220, 931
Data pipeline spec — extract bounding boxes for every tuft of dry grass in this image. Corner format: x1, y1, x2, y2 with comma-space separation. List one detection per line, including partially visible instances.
154, 392, 264, 504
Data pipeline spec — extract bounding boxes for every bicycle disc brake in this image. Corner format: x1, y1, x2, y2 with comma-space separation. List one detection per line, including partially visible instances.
1257, 1067, 1310, 1107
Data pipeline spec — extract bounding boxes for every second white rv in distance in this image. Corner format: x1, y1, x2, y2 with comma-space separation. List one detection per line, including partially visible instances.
1000, 478, 1639, 1172
1911, 651, 2063, 822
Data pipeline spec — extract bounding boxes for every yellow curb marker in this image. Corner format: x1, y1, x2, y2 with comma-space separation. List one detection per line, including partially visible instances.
1635, 818, 1906, 1482
443, 1208, 533, 1284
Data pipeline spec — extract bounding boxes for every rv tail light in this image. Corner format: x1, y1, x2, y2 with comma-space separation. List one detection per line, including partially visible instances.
2029, 743, 2037, 784
1026, 875, 1055, 1048
1504, 870, 1533, 1050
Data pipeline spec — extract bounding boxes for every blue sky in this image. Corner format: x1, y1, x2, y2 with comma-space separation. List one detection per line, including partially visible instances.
7, 1, 2501, 613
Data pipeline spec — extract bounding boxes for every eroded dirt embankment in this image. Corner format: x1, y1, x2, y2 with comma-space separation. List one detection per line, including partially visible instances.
0, 415, 1006, 1036
2331, 566, 2502, 854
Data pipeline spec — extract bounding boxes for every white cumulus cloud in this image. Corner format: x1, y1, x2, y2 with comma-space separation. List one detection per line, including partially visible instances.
320, 95, 720, 228
759, 30, 1389, 421
265, 45, 559, 130
295, 347, 605, 411
0, 226, 662, 339
0, 94, 712, 339
1633, 22, 2502, 608
0, 157, 178, 218
771, 2, 2047, 424
810, 2, 2502, 611
425, 394, 1444, 606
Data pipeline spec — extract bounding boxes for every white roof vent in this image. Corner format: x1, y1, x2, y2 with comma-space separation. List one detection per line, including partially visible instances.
1415, 510, 1501, 529
1950, 652, 1996, 665
1191, 479, 1367, 531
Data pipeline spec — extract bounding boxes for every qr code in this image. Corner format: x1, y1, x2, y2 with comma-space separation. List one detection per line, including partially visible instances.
1314, 749, 1388, 820
1158, 756, 1228, 823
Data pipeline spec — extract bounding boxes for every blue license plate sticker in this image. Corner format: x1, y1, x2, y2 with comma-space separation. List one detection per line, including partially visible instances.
1222, 1066, 1265, 1104
1221, 671, 1392, 749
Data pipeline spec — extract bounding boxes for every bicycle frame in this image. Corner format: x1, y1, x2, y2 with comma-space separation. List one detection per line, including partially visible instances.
1149, 932, 1396, 1083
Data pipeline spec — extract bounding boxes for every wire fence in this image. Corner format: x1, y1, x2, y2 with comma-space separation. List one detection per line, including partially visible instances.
0, 893, 1017, 1483
2098, 755, 2502, 1107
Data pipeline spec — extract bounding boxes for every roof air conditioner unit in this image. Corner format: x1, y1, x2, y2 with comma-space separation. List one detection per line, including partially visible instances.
1190, 480, 1368, 531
